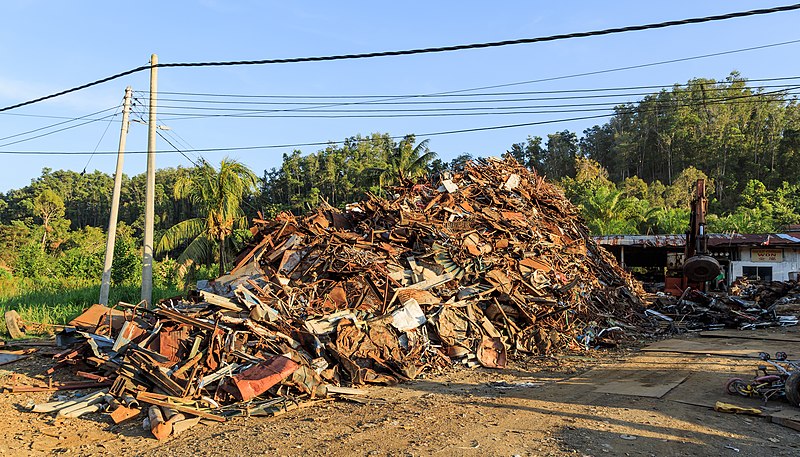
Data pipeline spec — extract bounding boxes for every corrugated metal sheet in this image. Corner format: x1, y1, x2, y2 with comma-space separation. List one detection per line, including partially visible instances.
775, 233, 800, 243
594, 233, 800, 248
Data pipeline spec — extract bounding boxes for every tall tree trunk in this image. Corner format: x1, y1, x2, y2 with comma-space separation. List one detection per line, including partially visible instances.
218, 236, 226, 277
41, 217, 50, 251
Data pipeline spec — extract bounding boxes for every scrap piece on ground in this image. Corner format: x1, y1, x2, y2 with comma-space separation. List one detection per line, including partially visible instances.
714, 401, 762, 415
0, 350, 32, 366
110, 405, 141, 424
476, 336, 507, 368
223, 355, 300, 402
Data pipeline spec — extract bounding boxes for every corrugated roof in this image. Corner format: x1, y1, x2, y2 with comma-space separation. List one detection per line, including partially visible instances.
594, 233, 800, 248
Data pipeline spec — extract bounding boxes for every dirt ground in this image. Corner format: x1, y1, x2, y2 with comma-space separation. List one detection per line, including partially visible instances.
1, 329, 799, 457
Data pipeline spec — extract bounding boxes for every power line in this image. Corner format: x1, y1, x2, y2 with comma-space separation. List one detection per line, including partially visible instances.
0, 106, 120, 142
0, 91, 791, 156
0, 81, 793, 154
1, 83, 791, 147
2, 4, 800, 113
131, 95, 205, 166
153, 87, 800, 120
0, 76, 786, 128
0, 114, 611, 155
156, 130, 199, 166
141, 76, 800, 100
144, 84, 800, 108
82, 103, 122, 172
0, 111, 121, 148
153, 87, 800, 112
138, 38, 800, 117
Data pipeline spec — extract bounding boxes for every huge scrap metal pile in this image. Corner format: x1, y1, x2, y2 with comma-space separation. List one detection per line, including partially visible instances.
649, 279, 800, 331
7, 157, 646, 439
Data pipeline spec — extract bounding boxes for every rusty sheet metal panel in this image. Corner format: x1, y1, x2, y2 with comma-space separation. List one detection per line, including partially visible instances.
225, 356, 299, 402
151, 325, 190, 364
69, 304, 126, 332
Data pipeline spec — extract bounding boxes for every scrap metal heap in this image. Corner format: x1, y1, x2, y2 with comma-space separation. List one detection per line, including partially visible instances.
649, 279, 800, 331
20, 157, 646, 438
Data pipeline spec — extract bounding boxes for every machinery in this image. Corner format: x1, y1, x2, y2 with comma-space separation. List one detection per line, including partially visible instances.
664, 179, 721, 296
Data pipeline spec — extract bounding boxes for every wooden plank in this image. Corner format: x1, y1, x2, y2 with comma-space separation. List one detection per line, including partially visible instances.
2, 380, 113, 393
641, 338, 799, 359
566, 368, 688, 398
135, 392, 226, 422
0, 352, 31, 366
699, 330, 800, 343
771, 416, 800, 432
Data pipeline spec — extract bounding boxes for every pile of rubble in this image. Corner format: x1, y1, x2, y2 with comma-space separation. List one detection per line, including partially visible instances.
7, 157, 646, 439
648, 279, 800, 331
731, 278, 800, 313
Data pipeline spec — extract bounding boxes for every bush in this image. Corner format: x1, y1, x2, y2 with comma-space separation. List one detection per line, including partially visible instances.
112, 235, 141, 284
14, 242, 53, 278
55, 247, 103, 280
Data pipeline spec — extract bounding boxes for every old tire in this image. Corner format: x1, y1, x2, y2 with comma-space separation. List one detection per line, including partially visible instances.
785, 372, 800, 406
4, 310, 25, 339
725, 378, 746, 395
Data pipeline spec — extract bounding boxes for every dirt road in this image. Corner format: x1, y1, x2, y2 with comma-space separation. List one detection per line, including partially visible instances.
1, 330, 799, 456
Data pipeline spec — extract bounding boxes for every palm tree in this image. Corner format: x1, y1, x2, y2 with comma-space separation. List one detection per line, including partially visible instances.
156, 158, 258, 276
580, 186, 640, 235
379, 136, 436, 187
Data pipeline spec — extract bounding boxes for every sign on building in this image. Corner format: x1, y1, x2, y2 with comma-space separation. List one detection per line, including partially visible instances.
750, 248, 783, 262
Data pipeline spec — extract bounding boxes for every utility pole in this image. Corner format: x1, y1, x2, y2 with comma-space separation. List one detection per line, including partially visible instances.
141, 54, 158, 305
99, 86, 132, 306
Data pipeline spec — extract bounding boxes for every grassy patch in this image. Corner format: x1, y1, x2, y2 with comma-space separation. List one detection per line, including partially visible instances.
0, 278, 182, 336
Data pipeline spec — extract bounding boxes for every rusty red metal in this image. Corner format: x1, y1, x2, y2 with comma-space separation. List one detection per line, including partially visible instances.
225, 355, 299, 402
150, 325, 189, 364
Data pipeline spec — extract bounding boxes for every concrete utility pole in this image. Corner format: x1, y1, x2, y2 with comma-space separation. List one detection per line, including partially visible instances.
141, 54, 158, 305
99, 86, 132, 306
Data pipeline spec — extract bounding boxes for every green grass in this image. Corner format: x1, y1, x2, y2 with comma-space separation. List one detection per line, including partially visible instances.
0, 277, 183, 337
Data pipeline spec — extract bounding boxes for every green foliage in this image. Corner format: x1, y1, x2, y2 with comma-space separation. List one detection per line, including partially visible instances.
111, 233, 141, 284
665, 167, 713, 210
0, 277, 182, 336
51, 226, 105, 280
622, 177, 648, 200
381, 136, 437, 186
154, 257, 181, 290
260, 133, 439, 213
14, 242, 53, 278
649, 208, 690, 234
544, 130, 578, 179
507, 136, 544, 170
574, 73, 799, 213
56, 248, 103, 279
158, 158, 258, 276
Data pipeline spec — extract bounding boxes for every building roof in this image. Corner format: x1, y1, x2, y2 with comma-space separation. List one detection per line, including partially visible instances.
594, 233, 800, 248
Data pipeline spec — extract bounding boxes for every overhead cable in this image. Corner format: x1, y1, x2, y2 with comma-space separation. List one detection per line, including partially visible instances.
2, 4, 800, 112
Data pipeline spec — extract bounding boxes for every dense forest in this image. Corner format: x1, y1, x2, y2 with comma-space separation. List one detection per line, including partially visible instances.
1, 73, 799, 284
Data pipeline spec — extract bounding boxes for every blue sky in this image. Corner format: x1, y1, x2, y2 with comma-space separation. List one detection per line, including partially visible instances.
1, 1, 799, 191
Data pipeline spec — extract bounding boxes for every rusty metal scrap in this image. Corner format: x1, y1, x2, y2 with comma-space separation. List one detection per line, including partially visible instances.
18, 157, 646, 439
648, 279, 800, 332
